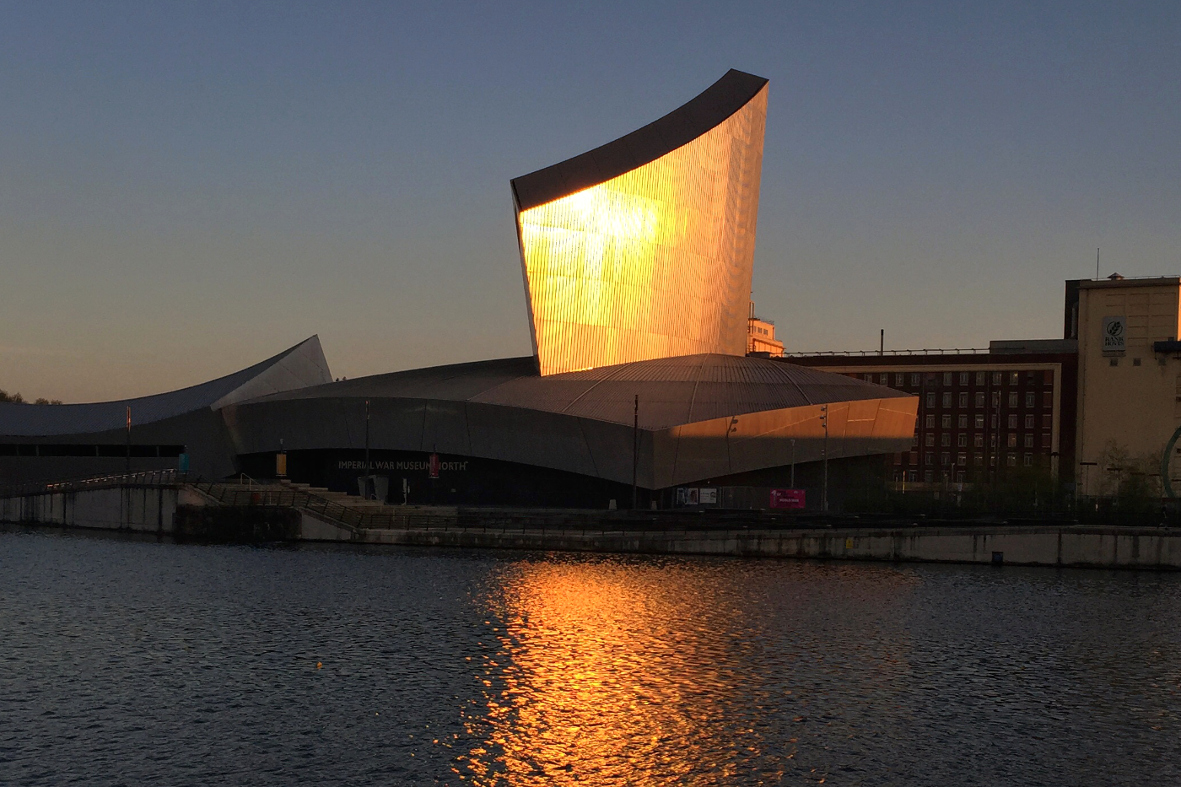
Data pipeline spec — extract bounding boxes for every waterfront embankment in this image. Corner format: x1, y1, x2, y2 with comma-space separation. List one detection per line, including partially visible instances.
4, 477, 1181, 569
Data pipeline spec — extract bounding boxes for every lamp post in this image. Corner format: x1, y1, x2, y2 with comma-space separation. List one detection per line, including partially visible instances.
125, 405, 131, 478
790, 438, 796, 488
364, 399, 371, 499
632, 394, 639, 510
820, 404, 829, 513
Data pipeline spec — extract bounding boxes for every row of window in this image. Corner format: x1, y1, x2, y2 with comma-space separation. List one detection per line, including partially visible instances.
921, 390, 1053, 410
922, 413, 1054, 430
920, 432, 1053, 449
860, 370, 1054, 388
896, 451, 1045, 468
894, 457, 1042, 483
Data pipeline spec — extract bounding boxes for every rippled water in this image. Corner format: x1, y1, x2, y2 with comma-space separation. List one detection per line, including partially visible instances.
2, 529, 1180, 785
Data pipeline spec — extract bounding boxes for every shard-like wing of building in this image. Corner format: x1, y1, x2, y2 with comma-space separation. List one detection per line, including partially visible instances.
512, 69, 769, 375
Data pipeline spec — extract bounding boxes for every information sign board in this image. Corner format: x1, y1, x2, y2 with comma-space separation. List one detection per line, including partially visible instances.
770, 488, 806, 509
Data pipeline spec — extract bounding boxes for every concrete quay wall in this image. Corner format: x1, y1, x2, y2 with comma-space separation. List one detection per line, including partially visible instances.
344, 523, 1181, 570
0, 486, 180, 534
4, 484, 1181, 569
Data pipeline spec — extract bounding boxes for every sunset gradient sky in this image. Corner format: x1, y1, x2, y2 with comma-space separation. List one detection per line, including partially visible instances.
2, 1, 1179, 401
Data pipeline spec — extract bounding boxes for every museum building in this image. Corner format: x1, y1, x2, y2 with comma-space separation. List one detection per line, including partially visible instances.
0, 70, 918, 508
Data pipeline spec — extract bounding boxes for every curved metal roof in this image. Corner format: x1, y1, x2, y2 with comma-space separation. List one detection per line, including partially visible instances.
249, 353, 908, 431
0, 336, 332, 437
510, 69, 769, 212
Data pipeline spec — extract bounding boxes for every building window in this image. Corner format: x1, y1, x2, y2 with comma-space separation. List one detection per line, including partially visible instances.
925, 434, 935, 447
941, 452, 951, 466
942, 392, 952, 407
974, 414, 985, 429
943, 372, 953, 386
941, 433, 951, 447
958, 452, 967, 466
1024, 453, 1033, 466
880, 373, 889, 385
1110, 358, 1118, 367
1042, 414, 1052, 429
990, 434, 997, 448
894, 452, 903, 465
1044, 370, 1054, 385
1042, 433, 1052, 448
992, 391, 1001, 406
942, 414, 952, 428
958, 414, 968, 429
1025, 415, 1035, 429
976, 371, 986, 386
1008, 392, 1018, 408
992, 372, 1002, 386
959, 372, 969, 386
958, 392, 968, 408
895, 373, 904, 386
926, 392, 936, 408
1007, 433, 1018, 448
1025, 392, 1035, 408
1008, 414, 1018, 429
925, 453, 934, 466
1024, 434, 1034, 448
974, 452, 984, 466
958, 434, 967, 447
991, 414, 999, 428
1007, 454, 1017, 467
1009, 372, 1019, 385
909, 451, 919, 466
911, 373, 921, 386
1043, 392, 1052, 408
975, 392, 985, 407
864, 373, 874, 381
924, 470, 934, 481
974, 433, 984, 448
925, 414, 935, 429
1025, 370, 1036, 383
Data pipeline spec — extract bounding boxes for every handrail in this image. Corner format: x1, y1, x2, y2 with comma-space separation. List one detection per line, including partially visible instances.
0, 469, 185, 499
783, 348, 990, 357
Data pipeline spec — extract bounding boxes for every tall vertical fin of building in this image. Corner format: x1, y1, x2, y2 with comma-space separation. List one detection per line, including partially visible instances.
512, 70, 769, 376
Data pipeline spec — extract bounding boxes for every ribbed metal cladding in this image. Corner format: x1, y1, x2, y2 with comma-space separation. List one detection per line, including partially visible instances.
513, 71, 768, 376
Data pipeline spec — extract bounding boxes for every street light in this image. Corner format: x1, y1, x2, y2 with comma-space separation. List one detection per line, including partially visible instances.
820, 405, 829, 513
790, 438, 796, 488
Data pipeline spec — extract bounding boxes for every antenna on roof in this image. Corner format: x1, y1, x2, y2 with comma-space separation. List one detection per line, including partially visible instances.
1096, 248, 1100, 280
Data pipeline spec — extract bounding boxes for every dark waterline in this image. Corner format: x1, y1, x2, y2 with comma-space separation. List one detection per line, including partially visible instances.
2, 529, 1179, 786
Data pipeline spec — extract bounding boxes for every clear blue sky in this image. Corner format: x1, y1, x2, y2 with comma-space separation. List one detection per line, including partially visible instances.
2, 1, 1179, 401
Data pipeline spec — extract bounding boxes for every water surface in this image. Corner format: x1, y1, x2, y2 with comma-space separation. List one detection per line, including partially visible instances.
1, 528, 1179, 785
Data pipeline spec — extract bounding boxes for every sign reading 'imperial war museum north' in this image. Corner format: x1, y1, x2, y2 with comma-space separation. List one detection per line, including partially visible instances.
1102, 316, 1127, 356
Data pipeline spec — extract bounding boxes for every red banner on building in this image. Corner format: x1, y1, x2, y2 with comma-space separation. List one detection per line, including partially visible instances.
770, 489, 805, 509
429, 453, 440, 479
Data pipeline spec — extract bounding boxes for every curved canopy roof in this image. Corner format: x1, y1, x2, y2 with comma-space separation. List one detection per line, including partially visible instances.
511, 69, 769, 212
248, 353, 907, 432
0, 336, 331, 437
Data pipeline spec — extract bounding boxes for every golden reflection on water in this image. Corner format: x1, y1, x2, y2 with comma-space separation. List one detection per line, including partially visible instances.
459, 559, 758, 784
456, 559, 920, 785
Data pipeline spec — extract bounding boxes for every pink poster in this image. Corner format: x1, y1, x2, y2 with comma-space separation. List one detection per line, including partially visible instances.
770, 489, 805, 509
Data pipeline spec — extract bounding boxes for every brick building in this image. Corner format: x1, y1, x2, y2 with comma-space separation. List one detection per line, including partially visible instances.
784, 340, 1078, 485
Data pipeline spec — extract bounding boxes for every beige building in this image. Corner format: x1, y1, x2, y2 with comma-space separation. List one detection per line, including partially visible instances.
747, 302, 784, 356
1074, 275, 1181, 490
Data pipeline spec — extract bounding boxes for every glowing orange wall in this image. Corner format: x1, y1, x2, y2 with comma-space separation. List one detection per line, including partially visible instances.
516, 87, 767, 375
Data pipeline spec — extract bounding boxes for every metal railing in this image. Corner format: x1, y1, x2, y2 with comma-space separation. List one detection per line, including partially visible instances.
783, 348, 990, 358
0, 469, 184, 499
